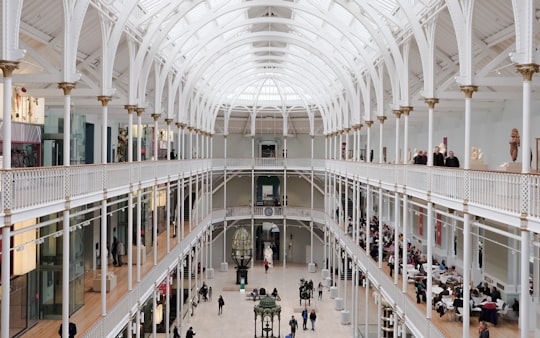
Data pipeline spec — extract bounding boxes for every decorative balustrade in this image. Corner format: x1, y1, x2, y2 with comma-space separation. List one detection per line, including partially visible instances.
0, 159, 539, 228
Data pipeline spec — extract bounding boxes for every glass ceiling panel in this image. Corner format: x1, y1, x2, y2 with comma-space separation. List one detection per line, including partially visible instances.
129, 0, 433, 110
185, 2, 209, 24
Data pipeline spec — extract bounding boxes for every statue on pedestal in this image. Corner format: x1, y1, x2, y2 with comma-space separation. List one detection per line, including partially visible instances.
509, 128, 520, 162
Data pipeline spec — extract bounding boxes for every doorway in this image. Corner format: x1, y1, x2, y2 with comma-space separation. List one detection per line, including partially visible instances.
42, 136, 63, 166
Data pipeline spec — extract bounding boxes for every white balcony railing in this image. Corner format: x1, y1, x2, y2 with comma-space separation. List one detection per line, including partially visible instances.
1, 159, 539, 227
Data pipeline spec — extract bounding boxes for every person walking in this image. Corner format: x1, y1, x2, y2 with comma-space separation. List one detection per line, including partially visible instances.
301, 308, 308, 330
309, 309, 317, 330
111, 237, 119, 266
218, 295, 225, 315
288, 315, 298, 338
264, 258, 269, 274
173, 325, 181, 338
388, 254, 395, 277
186, 326, 196, 338
318, 282, 323, 300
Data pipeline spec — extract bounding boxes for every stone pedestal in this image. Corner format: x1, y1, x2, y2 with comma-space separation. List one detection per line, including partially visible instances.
206, 268, 214, 279
498, 162, 522, 173
335, 297, 344, 310
308, 262, 316, 273
322, 268, 330, 279
470, 160, 488, 170
132, 245, 146, 265
221, 262, 228, 272
325, 277, 332, 288
341, 310, 351, 324
93, 272, 117, 292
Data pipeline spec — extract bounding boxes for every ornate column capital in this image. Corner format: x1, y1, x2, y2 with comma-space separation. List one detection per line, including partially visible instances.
124, 104, 137, 114
400, 106, 413, 116
424, 98, 439, 109
365, 120, 374, 127
0, 60, 20, 77
515, 63, 539, 81
58, 82, 77, 95
393, 109, 402, 119
377, 115, 387, 124
97, 95, 112, 107
187, 126, 194, 132
344, 127, 351, 133
136, 107, 145, 116
151, 113, 161, 121
459, 85, 478, 99
165, 118, 173, 125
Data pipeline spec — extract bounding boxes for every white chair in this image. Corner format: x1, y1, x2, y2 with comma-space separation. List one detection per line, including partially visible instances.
470, 301, 482, 315
455, 307, 463, 322
498, 303, 509, 322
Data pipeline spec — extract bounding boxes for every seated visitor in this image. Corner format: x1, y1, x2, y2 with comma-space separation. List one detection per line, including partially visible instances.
272, 288, 279, 299
251, 288, 259, 301
479, 282, 491, 296
439, 260, 446, 271
490, 286, 501, 303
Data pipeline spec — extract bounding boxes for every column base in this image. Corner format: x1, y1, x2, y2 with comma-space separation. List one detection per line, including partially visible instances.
335, 297, 344, 310
220, 262, 228, 272
340, 310, 350, 324
308, 262, 316, 273
206, 268, 214, 279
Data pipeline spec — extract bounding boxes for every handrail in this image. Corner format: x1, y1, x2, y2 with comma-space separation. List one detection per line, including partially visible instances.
1, 159, 539, 225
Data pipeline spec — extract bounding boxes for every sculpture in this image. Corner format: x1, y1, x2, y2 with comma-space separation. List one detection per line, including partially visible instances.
509, 128, 520, 162
471, 147, 479, 161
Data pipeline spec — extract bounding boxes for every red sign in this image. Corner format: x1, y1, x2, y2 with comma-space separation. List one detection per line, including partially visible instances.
436, 213, 442, 246
159, 282, 172, 295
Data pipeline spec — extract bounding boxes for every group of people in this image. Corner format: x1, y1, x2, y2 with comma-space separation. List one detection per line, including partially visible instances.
413, 146, 460, 167
289, 309, 317, 337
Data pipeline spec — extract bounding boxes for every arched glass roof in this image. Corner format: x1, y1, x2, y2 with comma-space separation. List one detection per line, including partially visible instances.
115, 0, 434, 129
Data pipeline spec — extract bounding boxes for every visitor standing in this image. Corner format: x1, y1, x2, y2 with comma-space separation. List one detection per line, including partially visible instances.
186, 326, 196, 338
218, 295, 225, 315
288, 315, 298, 337
309, 309, 317, 330
318, 282, 323, 300
111, 237, 119, 266
264, 258, 269, 274
301, 308, 308, 330
117, 240, 125, 266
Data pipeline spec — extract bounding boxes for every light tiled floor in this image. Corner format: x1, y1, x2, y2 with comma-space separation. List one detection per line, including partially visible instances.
174, 263, 378, 338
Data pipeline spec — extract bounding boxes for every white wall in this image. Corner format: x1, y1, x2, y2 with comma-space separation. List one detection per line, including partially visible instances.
212, 133, 327, 159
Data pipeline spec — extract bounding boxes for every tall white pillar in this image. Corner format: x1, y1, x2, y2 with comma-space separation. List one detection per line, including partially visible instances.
459, 86, 477, 170
424, 98, 439, 166
377, 116, 386, 163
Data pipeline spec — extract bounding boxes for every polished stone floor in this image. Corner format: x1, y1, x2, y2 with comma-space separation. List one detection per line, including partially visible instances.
173, 262, 377, 338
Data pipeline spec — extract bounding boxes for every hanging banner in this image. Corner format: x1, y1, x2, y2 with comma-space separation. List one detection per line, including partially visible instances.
436, 213, 442, 246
